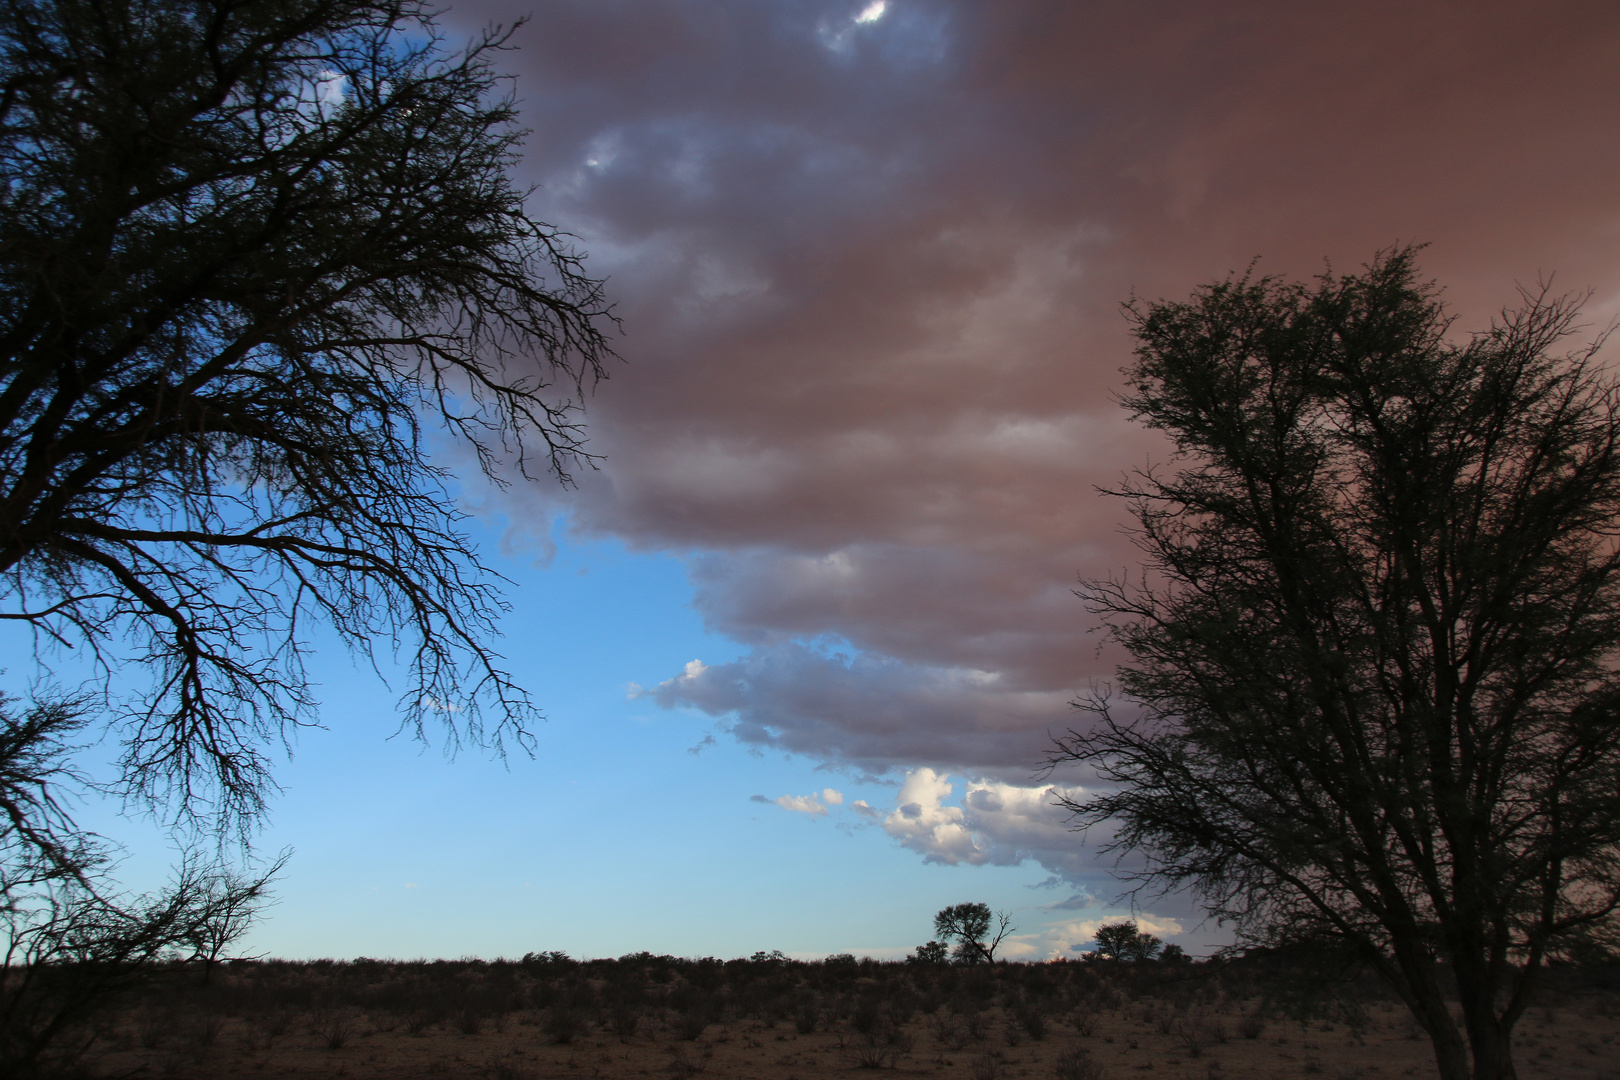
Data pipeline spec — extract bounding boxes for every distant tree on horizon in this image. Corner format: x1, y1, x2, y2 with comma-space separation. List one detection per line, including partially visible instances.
1092, 921, 1162, 963
933, 902, 1015, 964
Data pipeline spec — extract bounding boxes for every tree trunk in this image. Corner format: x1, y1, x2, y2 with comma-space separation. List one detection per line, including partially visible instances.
1419, 1006, 1473, 1080
1460, 996, 1517, 1080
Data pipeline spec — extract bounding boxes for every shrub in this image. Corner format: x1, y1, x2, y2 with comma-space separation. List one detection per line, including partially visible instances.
1053, 1047, 1105, 1080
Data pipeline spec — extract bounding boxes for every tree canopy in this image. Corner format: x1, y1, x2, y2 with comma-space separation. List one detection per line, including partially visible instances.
1091, 921, 1161, 963
1049, 249, 1620, 1080
0, 1, 614, 1066
933, 902, 1014, 964
0, 0, 616, 828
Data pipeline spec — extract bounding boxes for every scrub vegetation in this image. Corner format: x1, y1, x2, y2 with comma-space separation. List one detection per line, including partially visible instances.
18, 949, 1620, 1079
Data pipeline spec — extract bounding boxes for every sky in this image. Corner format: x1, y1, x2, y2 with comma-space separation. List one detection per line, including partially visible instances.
51, 0, 1620, 962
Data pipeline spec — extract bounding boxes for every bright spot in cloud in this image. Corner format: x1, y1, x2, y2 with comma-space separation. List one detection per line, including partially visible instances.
855, 1, 887, 23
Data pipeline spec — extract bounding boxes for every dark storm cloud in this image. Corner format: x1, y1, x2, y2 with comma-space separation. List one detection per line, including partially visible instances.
457, 1, 1620, 807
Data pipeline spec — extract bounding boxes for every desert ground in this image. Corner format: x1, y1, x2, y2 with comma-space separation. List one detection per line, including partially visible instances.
44, 955, 1620, 1079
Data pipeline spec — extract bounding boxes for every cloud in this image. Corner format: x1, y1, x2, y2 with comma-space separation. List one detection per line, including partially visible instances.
455, 0, 1620, 877
875, 767, 1096, 881
774, 793, 831, 816
753, 788, 847, 816
651, 640, 1074, 778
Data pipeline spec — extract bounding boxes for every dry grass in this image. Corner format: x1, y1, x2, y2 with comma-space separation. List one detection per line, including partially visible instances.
20, 954, 1620, 1080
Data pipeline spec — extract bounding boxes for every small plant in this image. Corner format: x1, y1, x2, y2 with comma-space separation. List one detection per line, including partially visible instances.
931, 1011, 969, 1051
841, 1025, 914, 1069
1237, 1012, 1266, 1039
668, 1042, 712, 1078
310, 1011, 355, 1050
971, 1052, 1003, 1080
1174, 1016, 1209, 1057
186, 1014, 226, 1048
1071, 1009, 1098, 1037
608, 1004, 641, 1042
793, 992, 820, 1035
545, 1008, 584, 1044
1173, 1010, 1227, 1058
1053, 1047, 1105, 1080
138, 1011, 172, 1050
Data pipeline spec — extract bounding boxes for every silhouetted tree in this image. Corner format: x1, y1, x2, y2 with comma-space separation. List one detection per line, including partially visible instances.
1092, 921, 1161, 963
0, 0, 615, 829
0, 694, 282, 1077
1048, 248, 1620, 1080
0, 0, 612, 1069
933, 902, 1015, 964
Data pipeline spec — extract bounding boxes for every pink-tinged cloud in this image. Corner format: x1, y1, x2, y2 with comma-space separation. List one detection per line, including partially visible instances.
458, 1, 1620, 856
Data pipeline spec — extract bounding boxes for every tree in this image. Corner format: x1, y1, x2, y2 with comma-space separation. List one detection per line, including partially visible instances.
933, 902, 1015, 964
1092, 921, 1161, 963
0, 0, 615, 829
1047, 248, 1620, 1080
0, 695, 282, 1077
0, 0, 612, 1068
907, 939, 949, 965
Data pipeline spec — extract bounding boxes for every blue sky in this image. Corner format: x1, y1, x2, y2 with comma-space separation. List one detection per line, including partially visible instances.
48, 519, 1146, 961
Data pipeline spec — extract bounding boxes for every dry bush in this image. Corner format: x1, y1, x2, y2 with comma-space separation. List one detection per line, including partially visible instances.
607, 1003, 642, 1041
931, 1011, 970, 1051
840, 1025, 914, 1069
667, 1042, 712, 1077
971, 1051, 1004, 1080
793, 996, 820, 1035
1053, 1047, 1106, 1080
544, 1007, 585, 1044
309, 1010, 357, 1050
1017, 1006, 1049, 1040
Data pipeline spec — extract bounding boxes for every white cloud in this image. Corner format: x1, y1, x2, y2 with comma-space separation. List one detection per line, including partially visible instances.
855, 1, 888, 24
882, 768, 981, 864
758, 790, 844, 816
879, 767, 1087, 877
